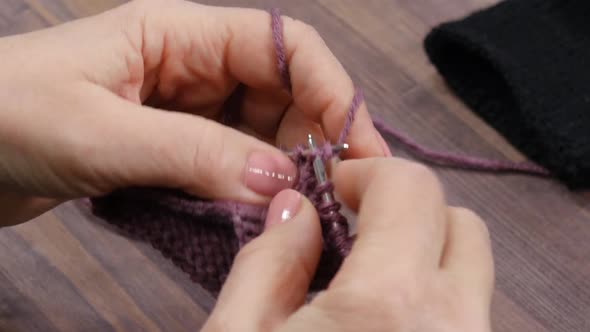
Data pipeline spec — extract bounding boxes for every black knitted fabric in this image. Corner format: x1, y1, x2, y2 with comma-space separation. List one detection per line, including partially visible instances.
424, 0, 590, 189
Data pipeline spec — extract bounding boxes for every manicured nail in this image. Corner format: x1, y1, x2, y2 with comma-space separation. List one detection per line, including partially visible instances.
265, 189, 302, 228
376, 130, 392, 157
245, 151, 298, 197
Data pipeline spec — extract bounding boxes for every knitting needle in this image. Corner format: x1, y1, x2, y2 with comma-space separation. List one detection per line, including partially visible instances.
285, 143, 349, 158
307, 134, 336, 206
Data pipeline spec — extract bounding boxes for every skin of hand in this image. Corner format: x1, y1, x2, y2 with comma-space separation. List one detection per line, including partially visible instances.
202, 158, 494, 332
0, 0, 390, 226
0, 1, 495, 330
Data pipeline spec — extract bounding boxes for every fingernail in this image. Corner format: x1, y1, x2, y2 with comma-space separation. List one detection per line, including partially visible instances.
376, 130, 392, 157
265, 189, 302, 228
244, 151, 298, 197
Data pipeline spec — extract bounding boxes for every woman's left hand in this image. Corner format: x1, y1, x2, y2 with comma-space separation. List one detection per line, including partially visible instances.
0, 0, 389, 225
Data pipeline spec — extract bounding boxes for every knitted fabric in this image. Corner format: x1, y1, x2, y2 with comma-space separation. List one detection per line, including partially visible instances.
424, 0, 590, 189
90, 8, 555, 297
91, 143, 352, 294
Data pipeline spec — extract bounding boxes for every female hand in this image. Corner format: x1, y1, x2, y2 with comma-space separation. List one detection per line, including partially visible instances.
0, 0, 389, 225
203, 158, 494, 332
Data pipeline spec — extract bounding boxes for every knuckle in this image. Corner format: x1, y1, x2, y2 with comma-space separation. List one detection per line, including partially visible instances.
128, 0, 155, 12
118, 1, 155, 28
235, 237, 314, 286
202, 314, 231, 332
291, 18, 323, 43
302, 23, 323, 42
129, 0, 176, 19
340, 273, 423, 313
384, 276, 424, 310
452, 207, 479, 221
233, 242, 262, 267
400, 161, 438, 186
473, 217, 491, 242
131, 0, 167, 8
378, 159, 441, 191
191, 120, 225, 188
234, 236, 279, 268
452, 207, 490, 240
317, 273, 433, 329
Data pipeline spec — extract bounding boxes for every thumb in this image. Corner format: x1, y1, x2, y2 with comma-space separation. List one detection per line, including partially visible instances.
79, 87, 297, 203
203, 189, 323, 332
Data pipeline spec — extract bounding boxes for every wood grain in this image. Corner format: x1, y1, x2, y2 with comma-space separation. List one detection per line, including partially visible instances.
0, 0, 588, 331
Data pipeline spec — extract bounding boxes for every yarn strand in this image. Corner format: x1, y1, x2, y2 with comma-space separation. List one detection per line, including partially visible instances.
270, 8, 551, 177
338, 88, 364, 145
373, 118, 550, 175
271, 8, 292, 93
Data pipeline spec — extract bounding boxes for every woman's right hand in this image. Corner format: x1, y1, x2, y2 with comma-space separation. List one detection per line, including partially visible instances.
203, 158, 495, 332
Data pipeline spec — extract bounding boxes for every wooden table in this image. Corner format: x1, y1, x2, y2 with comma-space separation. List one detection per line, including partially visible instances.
1, 0, 589, 331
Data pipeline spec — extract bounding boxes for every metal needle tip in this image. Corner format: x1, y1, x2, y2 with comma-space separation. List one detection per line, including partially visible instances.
306, 134, 334, 206
285, 142, 349, 157
333, 143, 349, 155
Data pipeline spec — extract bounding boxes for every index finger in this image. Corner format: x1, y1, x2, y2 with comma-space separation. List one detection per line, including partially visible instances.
211, 3, 385, 158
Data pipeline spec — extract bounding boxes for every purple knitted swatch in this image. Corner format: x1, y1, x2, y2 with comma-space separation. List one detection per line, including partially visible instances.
91, 141, 353, 294
90, 8, 551, 297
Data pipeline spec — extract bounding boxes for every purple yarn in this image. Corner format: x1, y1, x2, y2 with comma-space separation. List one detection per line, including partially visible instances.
289, 144, 352, 257
271, 8, 292, 93
90, 8, 552, 297
338, 88, 364, 145
373, 117, 550, 176
269, 8, 549, 177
